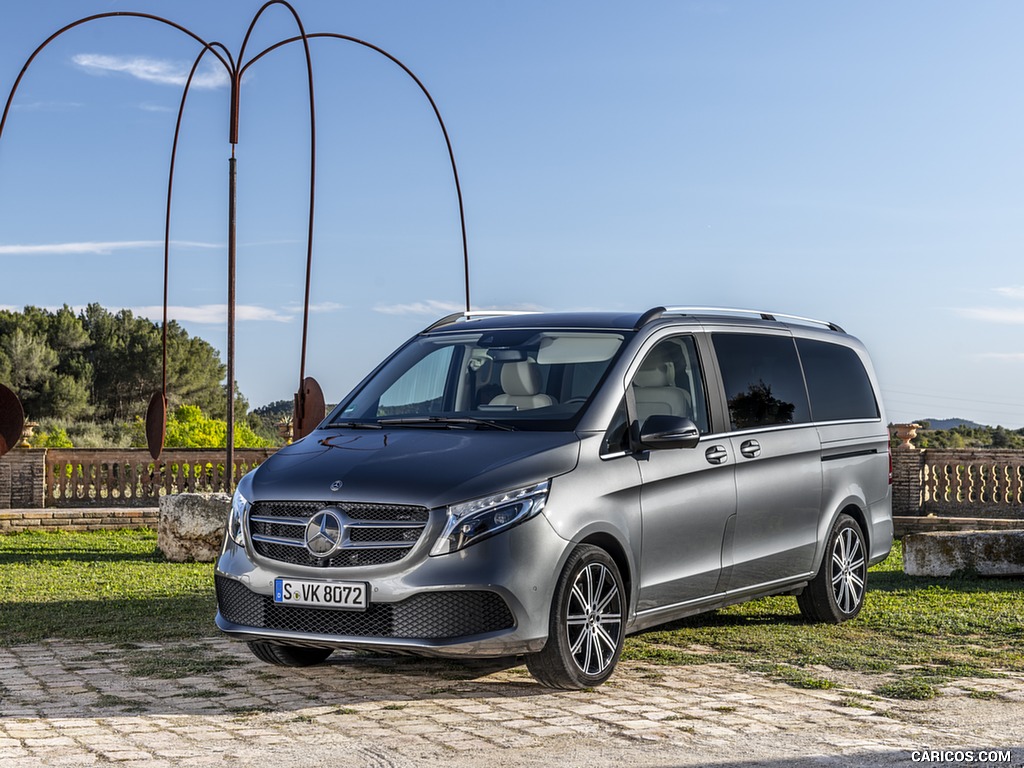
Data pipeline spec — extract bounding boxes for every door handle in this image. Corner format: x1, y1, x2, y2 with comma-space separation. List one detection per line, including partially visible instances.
705, 445, 728, 465
740, 439, 761, 458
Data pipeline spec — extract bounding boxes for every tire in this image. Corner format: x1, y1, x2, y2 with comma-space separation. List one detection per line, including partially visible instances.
247, 640, 334, 667
526, 544, 626, 690
797, 513, 868, 623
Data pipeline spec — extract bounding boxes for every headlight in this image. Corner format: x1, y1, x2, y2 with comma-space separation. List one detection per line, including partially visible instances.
227, 487, 250, 547
430, 481, 549, 556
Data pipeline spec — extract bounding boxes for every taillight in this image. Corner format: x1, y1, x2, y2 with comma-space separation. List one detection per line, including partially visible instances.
888, 442, 893, 485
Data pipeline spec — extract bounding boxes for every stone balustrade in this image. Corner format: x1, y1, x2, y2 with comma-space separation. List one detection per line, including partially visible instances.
0, 447, 274, 510
892, 448, 1024, 518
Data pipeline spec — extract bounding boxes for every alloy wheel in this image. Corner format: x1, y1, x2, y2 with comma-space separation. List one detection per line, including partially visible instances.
830, 526, 866, 615
565, 562, 623, 676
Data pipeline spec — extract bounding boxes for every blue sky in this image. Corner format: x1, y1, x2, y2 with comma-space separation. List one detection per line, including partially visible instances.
1, 1, 1023, 427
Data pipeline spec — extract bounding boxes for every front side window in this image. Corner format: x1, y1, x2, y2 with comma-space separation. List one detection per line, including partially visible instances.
712, 333, 810, 431
333, 329, 630, 431
629, 336, 710, 434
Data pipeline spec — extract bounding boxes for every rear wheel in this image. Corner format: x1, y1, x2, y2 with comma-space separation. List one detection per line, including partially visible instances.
797, 514, 867, 623
247, 641, 333, 667
526, 544, 625, 689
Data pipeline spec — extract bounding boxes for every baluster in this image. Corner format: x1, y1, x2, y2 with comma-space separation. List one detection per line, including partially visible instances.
57, 458, 68, 503
86, 458, 96, 502
975, 463, 988, 505
934, 463, 949, 505
116, 456, 125, 501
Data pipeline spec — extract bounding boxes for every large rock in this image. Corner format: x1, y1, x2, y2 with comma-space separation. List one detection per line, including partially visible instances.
158, 492, 231, 562
903, 530, 1024, 577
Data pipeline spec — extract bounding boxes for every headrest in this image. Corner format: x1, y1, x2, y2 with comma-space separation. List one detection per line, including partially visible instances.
634, 361, 673, 388
501, 361, 542, 397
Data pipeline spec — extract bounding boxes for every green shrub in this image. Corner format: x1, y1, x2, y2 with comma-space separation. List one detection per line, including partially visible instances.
130, 404, 273, 449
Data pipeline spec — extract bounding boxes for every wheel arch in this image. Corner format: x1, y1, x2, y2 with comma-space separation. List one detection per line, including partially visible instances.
577, 531, 633, 614
813, 497, 870, 577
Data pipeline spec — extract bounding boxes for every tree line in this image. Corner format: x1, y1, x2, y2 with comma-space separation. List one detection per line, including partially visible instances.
913, 422, 1024, 450
0, 304, 276, 447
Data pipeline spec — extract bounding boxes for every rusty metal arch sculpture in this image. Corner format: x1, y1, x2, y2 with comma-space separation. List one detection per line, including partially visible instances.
0, 12, 226, 460
0, 3, 472, 478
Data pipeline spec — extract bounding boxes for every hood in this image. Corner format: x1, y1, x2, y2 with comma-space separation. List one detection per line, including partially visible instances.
250, 427, 581, 509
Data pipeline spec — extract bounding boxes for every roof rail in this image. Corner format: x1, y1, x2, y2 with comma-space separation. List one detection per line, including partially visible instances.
420, 310, 539, 333
640, 306, 845, 333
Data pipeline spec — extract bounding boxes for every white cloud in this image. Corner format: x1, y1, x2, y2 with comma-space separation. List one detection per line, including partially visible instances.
0, 240, 221, 256
994, 286, 1024, 300
374, 300, 465, 316
955, 307, 1024, 324
132, 304, 294, 324
12, 100, 83, 112
309, 302, 344, 313
283, 301, 345, 314
72, 53, 229, 90
139, 102, 174, 113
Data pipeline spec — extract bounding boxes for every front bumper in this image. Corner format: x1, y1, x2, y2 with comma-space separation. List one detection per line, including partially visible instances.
214, 511, 569, 658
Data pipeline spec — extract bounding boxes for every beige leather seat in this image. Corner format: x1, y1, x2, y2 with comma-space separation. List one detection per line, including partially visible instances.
632, 360, 691, 423
489, 361, 554, 410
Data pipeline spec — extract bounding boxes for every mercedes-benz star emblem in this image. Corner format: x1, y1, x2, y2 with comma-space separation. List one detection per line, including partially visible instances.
330, 480, 343, 492
304, 510, 344, 558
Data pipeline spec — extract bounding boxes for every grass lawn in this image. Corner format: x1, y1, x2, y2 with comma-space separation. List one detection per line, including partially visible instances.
623, 541, 1024, 697
0, 528, 216, 645
2, 529, 1021, 698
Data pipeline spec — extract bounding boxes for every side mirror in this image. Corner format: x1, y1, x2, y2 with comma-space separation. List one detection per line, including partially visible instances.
638, 415, 700, 450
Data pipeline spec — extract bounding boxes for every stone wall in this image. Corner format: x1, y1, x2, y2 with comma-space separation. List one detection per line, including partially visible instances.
0, 507, 158, 534
892, 449, 925, 517
0, 448, 45, 509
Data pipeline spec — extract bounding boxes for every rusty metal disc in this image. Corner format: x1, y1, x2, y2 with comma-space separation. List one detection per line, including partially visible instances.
293, 376, 326, 441
0, 383, 25, 457
146, 391, 167, 461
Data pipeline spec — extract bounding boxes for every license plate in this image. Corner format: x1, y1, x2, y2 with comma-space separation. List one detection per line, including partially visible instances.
274, 578, 369, 611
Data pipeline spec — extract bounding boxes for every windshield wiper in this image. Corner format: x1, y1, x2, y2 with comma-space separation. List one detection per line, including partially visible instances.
322, 421, 383, 430
377, 416, 516, 432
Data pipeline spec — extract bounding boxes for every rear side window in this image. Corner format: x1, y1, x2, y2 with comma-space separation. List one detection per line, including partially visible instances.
712, 333, 810, 430
796, 339, 879, 421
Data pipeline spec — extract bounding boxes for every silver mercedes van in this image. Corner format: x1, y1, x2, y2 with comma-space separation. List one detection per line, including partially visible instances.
215, 307, 893, 689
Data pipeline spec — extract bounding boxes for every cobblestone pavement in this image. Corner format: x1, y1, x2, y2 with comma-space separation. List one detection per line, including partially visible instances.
1, 637, 1022, 768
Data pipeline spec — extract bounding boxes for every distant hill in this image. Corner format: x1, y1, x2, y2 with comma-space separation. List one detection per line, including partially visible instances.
917, 418, 987, 430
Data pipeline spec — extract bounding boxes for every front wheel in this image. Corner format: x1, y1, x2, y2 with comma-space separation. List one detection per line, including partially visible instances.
526, 544, 626, 689
247, 640, 333, 667
797, 513, 867, 623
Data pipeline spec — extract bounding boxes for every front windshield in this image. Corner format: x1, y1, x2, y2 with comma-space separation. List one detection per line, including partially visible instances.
330, 329, 629, 431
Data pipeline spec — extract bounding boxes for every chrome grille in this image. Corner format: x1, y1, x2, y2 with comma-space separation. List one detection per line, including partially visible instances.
248, 500, 430, 568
